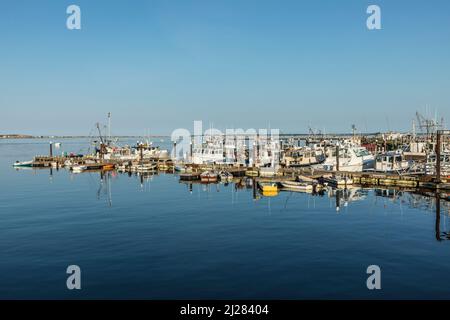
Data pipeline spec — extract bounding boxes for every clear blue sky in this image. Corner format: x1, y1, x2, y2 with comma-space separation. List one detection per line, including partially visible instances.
1, 0, 449, 135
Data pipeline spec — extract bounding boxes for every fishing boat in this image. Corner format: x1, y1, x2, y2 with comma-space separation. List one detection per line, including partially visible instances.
281, 180, 313, 191
375, 151, 411, 173
425, 152, 450, 176
282, 147, 326, 167
257, 182, 278, 193
319, 142, 375, 172
256, 139, 282, 167
200, 171, 218, 183
192, 141, 224, 165
13, 160, 33, 167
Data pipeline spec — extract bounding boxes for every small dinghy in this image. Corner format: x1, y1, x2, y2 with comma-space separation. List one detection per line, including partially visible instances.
281, 180, 313, 191
257, 182, 278, 193
200, 171, 218, 183
219, 171, 233, 182
180, 172, 201, 181
13, 160, 33, 167
132, 163, 157, 172
174, 165, 187, 173
71, 165, 87, 173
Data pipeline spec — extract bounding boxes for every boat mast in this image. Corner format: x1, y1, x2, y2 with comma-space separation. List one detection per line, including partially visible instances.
108, 112, 111, 143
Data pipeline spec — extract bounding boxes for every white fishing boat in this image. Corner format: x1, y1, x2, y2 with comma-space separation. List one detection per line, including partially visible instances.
425, 153, 450, 177
192, 142, 224, 165
319, 143, 374, 172
256, 139, 282, 168
282, 147, 325, 167
375, 151, 411, 173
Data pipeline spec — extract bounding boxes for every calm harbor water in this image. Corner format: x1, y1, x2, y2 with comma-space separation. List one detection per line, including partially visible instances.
1, 138, 450, 299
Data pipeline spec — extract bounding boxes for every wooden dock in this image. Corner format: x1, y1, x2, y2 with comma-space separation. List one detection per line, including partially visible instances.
28, 155, 450, 191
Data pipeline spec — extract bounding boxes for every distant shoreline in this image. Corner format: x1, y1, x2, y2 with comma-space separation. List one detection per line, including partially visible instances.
0, 135, 171, 139
1, 132, 399, 140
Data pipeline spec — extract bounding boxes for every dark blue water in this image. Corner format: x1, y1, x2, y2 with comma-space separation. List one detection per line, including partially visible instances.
1, 138, 450, 299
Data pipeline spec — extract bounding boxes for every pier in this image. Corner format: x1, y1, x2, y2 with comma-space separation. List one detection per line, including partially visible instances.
12, 115, 450, 196
21, 154, 450, 192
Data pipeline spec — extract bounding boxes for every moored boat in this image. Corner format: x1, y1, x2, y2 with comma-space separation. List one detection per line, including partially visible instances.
257, 182, 278, 193
375, 151, 411, 173
200, 171, 218, 183
180, 172, 201, 181
102, 163, 115, 171
158, 163, 170, 171
13, 160, 33, 167
131, 163, 157, 172
219, 171, 233, 182
71, 165, 87, 173
174, 165, 187, 173
281, 180, 313, 191
282, 146, 326, 167
245, 168, 259, 177
322, 175, 353, 187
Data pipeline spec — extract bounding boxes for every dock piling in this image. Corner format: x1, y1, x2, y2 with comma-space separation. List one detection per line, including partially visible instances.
436, 131, 441, 183
336, 145, 340, 172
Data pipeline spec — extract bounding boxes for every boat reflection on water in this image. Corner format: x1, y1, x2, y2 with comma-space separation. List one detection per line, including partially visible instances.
434, 192, 450, 242
326, 186, 369, 212
34, 167, 450, 243
89, 170, 158, 206
97, 170, 113, 207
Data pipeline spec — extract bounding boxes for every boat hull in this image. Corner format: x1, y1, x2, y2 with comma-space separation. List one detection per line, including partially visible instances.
281, 181, 313, 191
